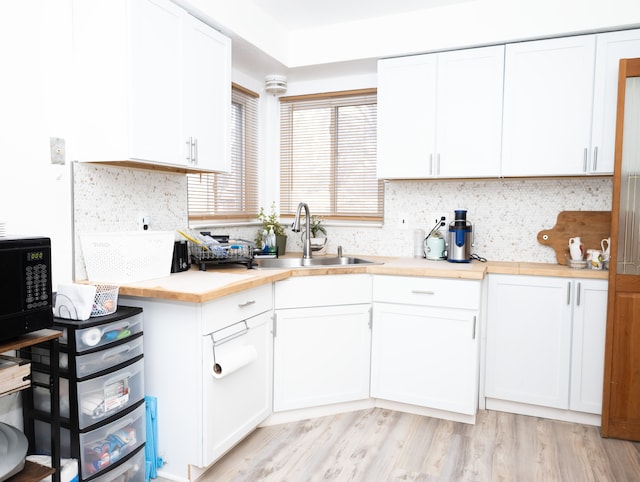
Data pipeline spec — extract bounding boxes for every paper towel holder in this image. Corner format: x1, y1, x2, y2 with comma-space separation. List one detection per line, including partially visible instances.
209, 320, 249, 373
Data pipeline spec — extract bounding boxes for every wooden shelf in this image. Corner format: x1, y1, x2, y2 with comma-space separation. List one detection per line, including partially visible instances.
0, 329, 62, 354
7, 461, 55, 482
1, 329, 62, 482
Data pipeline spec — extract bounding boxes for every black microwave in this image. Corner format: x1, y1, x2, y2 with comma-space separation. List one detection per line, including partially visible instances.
0, 236, 53, 343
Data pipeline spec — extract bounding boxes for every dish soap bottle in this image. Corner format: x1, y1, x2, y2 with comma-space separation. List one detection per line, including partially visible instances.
267, 226, 277, 254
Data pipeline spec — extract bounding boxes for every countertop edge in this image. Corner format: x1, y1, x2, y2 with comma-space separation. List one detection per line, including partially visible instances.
114, 256, 608, 303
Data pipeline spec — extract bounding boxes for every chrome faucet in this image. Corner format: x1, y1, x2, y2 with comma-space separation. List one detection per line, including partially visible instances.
291, 202, 312, 259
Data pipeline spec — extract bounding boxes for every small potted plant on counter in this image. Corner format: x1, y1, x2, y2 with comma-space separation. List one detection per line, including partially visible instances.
305, 215, 328, 255
255, 202, 287, 256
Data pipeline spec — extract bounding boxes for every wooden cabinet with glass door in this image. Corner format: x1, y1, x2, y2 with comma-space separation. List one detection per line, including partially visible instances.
601, 57, 640, 441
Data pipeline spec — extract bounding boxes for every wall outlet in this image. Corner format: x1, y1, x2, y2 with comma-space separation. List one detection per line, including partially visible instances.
397, 217, 410, 229
138, 212, 151, 231
426, 213, 448, 234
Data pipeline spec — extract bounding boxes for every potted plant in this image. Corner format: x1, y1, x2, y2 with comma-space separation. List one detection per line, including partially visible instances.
305, 215, 328, 255
255, 203, 287, 255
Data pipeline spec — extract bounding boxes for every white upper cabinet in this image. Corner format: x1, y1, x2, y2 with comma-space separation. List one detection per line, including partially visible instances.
72, 0, 230, 172
502, 35, 597, 177
377, 54, 437, 178
377, 45, 504, 179
182, 14, 231, 173
590, 29, 640, 174
435, 46, 504, 178
127, 0, 182, 165
501, 31, 640, 177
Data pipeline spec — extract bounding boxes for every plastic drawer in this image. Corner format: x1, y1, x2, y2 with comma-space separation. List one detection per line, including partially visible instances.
81, 403, 145, 479
59, 312, 143, 353
28, 335, 143, 378
75, 336, 144, 378
33, 357, 145, 429
91, 445, 146, 482
34, 402, 145, 480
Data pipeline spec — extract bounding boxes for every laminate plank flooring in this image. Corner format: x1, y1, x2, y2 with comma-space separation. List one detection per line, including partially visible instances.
165, 408, 640, 481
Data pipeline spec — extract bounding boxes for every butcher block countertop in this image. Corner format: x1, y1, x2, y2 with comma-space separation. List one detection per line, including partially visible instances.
115, 253, 608, 303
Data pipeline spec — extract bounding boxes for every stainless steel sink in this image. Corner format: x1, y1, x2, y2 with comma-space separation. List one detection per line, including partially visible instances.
253, 256, 381, 269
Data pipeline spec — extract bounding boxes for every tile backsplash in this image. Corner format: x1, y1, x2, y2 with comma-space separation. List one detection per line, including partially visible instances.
73, 163, 187, 280
73, 163, 612, 279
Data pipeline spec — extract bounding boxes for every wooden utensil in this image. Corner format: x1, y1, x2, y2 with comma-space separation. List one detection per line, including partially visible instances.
537, 211, 612, 265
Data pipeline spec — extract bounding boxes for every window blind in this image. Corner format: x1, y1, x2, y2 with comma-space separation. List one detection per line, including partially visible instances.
279, 89, 383, 221
188, 84, 259, 221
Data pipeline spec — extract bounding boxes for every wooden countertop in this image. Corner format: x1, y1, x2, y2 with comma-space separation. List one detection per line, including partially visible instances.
115, 254, 608, 303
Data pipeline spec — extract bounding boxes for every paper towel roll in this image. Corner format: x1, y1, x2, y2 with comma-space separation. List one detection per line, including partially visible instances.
211, 345, 257, 379
81, 328, 102, 347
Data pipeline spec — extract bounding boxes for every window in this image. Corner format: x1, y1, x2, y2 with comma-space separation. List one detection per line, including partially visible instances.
188, 84, 259, 221
279, 89, 383, 221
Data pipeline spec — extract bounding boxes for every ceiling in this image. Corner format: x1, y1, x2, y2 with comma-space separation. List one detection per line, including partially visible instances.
249, 0, 465, 30
179, 0, 640, 82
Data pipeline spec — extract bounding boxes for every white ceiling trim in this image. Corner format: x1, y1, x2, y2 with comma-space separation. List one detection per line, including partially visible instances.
177, 0, 640, 70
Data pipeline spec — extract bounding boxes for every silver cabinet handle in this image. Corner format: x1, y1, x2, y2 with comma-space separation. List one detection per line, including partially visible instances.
411, 290, 435, 295
186, 137, 192, 163
576, 282, 581, 306
436, 153, 441, 176
193, 138, 198, 164
583, 147, 588, 173
238, 300, 256, 308
593, 146, 598, 171
567, 282, 571, 305
272, 312, 277, 337
472, 315, 477, 340
429, 154, 433, 176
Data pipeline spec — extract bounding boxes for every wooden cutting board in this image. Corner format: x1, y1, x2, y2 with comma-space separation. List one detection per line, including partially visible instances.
537, 211, 612, 265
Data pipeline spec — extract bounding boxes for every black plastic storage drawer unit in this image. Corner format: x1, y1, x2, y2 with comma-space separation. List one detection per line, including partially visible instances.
24, 306, 146, 482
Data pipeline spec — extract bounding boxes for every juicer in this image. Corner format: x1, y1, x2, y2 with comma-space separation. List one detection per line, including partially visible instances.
448, 210, 472, 263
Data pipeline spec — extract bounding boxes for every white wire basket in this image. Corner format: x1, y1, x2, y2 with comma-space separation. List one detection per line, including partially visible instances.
91, 284, 119, 317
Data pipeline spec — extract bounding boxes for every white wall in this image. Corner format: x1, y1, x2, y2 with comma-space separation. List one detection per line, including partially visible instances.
0, 0, 74, 427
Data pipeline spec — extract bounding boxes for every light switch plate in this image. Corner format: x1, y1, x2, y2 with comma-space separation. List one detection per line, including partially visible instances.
50, 137, 65, 165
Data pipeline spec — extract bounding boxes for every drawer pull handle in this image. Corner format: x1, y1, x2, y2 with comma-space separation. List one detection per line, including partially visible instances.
238, 300, 256, 308
411, 290, 435, 295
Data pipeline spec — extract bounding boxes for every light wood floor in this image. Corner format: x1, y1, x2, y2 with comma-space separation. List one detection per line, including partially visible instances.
172, 408, 640, 482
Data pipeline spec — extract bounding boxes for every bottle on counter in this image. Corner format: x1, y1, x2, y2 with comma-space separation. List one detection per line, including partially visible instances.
267, 226, 277, 254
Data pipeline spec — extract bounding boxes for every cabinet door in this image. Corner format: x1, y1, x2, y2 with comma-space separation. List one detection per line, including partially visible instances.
128, 0, 183, 164
273, 304, 372, 412
371, 303, 479, 415
590, 29, 640, 174
202, 311, 272, 466
377, 54, 437, 178
182, 14, 231, 172
436, 45, 504, 178
570, 279, 608, 413
485, 275, 572, 409
502, 35, 596, 176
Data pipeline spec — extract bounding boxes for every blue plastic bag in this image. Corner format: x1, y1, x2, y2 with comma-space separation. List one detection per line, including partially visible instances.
145, 396, 163, 481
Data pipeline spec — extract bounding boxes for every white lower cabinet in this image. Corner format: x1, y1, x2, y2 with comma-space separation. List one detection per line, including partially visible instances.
485, 275, 607, 415
120, 284, 273, 481
273, 275, 372, 412
371, 276, 481, 416
569, 279, 609, 413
